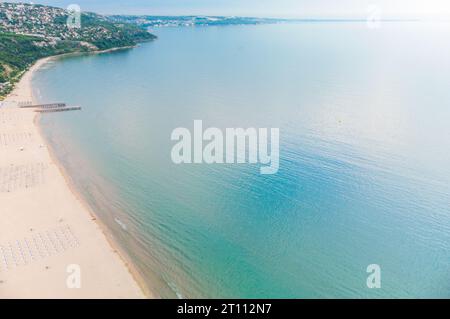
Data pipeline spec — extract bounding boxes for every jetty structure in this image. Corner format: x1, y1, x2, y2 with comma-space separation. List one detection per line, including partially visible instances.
35, 106, 81, 113
18, 102, 81, 113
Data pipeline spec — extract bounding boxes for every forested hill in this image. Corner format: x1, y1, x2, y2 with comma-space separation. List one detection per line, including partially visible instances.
0, 2, 156, 99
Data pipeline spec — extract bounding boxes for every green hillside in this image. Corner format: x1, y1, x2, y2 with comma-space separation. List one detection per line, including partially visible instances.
0, 2, 156, 99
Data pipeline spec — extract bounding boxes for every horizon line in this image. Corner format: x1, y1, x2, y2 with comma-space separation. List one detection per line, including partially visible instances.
4, 2, 450, 21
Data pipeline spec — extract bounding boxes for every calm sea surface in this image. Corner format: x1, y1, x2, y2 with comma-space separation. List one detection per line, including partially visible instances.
34, 23, 450, 298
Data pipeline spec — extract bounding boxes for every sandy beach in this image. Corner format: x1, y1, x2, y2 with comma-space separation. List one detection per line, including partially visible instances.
0, 57, 146, 299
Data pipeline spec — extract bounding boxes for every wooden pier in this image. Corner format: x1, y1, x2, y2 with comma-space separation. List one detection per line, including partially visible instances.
34, 106, 81, 113
20, 103, 66, 109
18, 101, 81, 113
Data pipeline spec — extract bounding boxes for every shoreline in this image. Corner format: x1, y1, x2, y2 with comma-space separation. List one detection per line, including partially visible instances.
0, 53, 150, 298
36, 103, 155, 298
0, 45, 138, 102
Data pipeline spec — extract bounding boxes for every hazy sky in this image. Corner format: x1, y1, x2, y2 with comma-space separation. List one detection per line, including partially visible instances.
7, 0, 450, 18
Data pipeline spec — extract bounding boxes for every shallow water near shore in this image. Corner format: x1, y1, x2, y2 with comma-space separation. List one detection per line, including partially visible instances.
35, 23, 450, 298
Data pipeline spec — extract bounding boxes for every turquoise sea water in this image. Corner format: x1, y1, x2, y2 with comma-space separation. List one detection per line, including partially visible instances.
34, 23, 450, 298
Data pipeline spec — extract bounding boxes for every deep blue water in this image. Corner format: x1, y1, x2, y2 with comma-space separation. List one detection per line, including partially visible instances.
34, 23, 450, 298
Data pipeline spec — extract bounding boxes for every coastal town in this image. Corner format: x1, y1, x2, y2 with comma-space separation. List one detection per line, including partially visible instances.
0, 2, 154, 99
1, 2, 122, 42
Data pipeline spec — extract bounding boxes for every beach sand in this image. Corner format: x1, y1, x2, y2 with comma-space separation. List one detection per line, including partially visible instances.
0, 57, 147, 298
